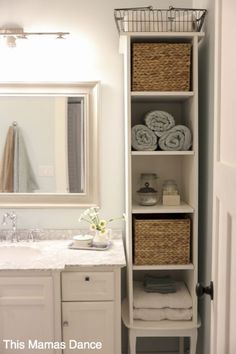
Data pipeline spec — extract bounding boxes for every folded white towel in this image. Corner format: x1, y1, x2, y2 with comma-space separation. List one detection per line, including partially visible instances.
133, 281, 192, 309
133, 307, 193, 321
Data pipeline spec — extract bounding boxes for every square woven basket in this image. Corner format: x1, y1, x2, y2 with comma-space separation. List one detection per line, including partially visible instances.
131, 42, 191, 91
133, 215, 191, 265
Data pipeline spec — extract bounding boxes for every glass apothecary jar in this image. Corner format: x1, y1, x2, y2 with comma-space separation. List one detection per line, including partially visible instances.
137, 173, 159, 206
140, 173, 158, 191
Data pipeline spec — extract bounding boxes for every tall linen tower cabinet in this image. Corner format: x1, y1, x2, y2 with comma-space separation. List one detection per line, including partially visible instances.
119, 30, 204, 354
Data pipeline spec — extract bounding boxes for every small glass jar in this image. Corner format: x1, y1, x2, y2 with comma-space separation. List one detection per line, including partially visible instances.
162, 179, 180, 206
162, 179, 179, 195
137, 182, 159, 206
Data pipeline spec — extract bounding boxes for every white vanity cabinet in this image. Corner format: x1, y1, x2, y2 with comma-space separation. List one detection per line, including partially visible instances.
61, 269, 121, 354
0, 238, 126, 354
0, 275, 55, 354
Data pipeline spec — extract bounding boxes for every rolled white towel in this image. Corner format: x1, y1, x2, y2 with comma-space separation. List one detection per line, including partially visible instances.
131, 124, 157, 151
158, 125, 192, 151
144, 110, 175, 137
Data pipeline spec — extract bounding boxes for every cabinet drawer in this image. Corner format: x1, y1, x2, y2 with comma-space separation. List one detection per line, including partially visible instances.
61, 272, 114, 301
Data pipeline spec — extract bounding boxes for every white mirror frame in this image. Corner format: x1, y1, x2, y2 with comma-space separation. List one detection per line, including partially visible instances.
0, 82, 100, 208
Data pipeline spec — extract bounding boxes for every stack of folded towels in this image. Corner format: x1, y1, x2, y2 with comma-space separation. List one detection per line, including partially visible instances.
131, 110, 192, 151
133, 275, 193, 321
144, 274, 177, 293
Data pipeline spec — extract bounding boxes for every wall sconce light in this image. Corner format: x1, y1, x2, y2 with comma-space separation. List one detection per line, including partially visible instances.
0, 27, 70, 48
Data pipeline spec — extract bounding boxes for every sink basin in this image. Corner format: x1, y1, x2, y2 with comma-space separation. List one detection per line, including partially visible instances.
0, 245, 42, 262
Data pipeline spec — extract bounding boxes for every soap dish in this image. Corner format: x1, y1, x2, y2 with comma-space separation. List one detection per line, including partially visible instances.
72, 234, 93, 247
68, 241, 112, 251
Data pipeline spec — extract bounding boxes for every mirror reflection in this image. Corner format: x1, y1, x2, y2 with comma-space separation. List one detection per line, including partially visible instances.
0, 96, 85, 194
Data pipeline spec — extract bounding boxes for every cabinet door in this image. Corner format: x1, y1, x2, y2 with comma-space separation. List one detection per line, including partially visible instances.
0, 277, 54, 354
62, 302, 114, 354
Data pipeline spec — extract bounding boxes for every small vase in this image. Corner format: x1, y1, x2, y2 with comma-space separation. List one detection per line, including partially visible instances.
92, 229, 111, 248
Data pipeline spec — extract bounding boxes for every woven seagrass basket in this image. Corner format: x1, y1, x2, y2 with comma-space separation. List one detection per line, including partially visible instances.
133, 216, 191, 265
131, 42, 191, 91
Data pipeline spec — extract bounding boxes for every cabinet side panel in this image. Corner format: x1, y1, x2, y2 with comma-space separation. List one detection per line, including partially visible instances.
122, 35, 134, 325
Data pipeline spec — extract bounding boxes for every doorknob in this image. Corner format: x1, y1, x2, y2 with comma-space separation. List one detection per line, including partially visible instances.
63, 321, 69, 327
196, 281, 214, 300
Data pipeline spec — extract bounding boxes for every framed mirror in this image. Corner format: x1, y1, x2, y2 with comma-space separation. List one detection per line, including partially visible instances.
0, 82, 99, 207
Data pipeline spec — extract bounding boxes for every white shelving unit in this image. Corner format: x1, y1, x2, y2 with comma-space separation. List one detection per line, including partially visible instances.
120, 32, 204, 354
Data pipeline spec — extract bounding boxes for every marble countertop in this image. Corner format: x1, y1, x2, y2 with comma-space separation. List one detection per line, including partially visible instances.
0, 232, 126, 271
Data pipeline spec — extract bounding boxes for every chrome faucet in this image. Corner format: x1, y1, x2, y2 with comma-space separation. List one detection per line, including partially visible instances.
2, 211, 18, 242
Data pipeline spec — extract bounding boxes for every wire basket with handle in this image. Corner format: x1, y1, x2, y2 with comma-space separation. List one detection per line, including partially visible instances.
114, 6, 207, 33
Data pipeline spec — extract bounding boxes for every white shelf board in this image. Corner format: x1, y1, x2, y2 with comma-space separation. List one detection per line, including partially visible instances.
131, 91, 194, 102
119, 32, 205, 53
122, 299, 200, 330
132, 201, 194, 214
132, 264, 194, 270
124, 32, 205, 41
131, 151, 194, 156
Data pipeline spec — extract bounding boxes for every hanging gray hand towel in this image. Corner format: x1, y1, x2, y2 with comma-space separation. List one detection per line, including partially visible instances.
0, 126, 15, 192
13, 126, 39, 193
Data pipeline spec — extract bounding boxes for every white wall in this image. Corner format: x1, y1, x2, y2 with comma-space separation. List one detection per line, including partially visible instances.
193, 1, 214, 354
0, 0, 192, 231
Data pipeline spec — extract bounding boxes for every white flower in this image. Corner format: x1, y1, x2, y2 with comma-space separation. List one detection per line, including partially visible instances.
99, 220, 107, 228
90, 224, 97, 231
83, 209, 90, 216
78, 207, 124, 231
99, 228, 108, 235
